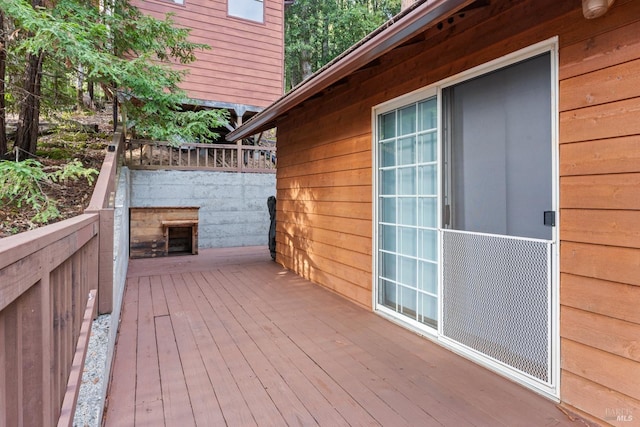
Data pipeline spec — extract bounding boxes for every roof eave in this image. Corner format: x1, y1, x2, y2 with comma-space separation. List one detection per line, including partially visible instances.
226, 0, 473, 142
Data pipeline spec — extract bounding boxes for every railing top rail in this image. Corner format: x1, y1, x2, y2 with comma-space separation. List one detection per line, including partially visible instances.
0, 213, 99, 272
0, 213, 98, 313
87, 130, 126, 211
128, 139, 276, 151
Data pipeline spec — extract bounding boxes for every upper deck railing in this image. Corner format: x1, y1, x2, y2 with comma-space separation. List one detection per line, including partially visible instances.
125, 139, 276, 173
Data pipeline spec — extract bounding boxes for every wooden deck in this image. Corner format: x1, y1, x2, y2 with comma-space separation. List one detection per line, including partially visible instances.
104, 246, 582, 427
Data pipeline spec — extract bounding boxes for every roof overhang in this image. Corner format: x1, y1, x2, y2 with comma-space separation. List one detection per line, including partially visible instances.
226, 0, 474, 141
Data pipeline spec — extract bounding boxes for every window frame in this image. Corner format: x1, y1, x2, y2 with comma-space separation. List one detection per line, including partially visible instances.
228, 0, 265, 24
148, 0, 185, 6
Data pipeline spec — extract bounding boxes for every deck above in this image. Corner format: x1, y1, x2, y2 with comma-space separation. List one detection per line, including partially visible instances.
104, 246, 584, 426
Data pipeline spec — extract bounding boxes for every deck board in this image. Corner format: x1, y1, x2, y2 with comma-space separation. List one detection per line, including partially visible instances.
134, 276, 164, 425
223, 268, 418, 426
189, 270, 293, 427
155, 315, 196, 427
227, 266, 469, 426
181, 274, 262, 426
228, 272, 409, 426
160, 273, 226, 426
200, 269, 349, 426
105, 246, 581, 426
149, 275, 169, 317
197, 271, 320, 426
103, 277, 138, 427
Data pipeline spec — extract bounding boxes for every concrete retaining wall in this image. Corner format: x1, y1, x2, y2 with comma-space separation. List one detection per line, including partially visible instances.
113, 167, 130, 309
129, 169, 276, 248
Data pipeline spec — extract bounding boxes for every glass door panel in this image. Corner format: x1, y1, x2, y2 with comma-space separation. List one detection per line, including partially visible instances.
377, 95, 438, 329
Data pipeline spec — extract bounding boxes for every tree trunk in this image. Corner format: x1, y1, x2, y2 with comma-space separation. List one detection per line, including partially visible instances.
88, 80, 94, 103
15, 0, 45, 160
0, 11, 7, 159
76, 64, 84, 110
322, 15, 330, 65
301, 49, 313, 82
15, 51, 44, 159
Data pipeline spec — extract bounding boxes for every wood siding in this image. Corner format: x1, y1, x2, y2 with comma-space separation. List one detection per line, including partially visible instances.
558, 2, 640, 423
130, 0, 284, 110
274, 0, 640, 424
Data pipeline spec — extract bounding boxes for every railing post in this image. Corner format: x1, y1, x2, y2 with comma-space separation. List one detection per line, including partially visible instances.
97, 209, 114, 314
82, 205, 113, 315
85, 129, 123, 315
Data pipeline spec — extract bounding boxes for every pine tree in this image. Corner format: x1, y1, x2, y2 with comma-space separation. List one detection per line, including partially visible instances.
0, 0, 228, 159
285, 0, 401, 91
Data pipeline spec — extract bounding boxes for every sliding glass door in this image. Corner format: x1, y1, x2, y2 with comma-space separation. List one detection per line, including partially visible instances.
375, 48, 557, 395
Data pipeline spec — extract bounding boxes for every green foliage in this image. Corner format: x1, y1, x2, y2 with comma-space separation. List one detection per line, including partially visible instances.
285, 0, 401, 90
40, 56, 82, 114
0, 159, 57, 223
50, 159, 98, 185
0, 0, 228, 144
0, 159, 47, 208
136, 108, 230, 144
36, 147, 72, 159
0, 158, 98, 223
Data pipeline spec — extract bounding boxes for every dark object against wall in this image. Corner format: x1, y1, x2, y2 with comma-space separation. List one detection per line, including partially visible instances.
268, 196, 276, 260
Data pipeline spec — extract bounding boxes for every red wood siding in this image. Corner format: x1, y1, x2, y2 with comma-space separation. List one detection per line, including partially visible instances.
274, 0, 640, 424
130, 0, 284, 109
558, 2, 640, 423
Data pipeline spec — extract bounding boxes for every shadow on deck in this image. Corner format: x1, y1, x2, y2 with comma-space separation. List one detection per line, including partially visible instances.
104, 246, 579, 426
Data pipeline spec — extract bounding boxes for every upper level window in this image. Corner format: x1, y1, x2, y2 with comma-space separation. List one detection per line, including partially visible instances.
228, 0, 264, 23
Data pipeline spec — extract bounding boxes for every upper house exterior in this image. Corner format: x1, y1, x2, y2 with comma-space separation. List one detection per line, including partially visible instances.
130, 0, 285, 124
227, 0, 640, 425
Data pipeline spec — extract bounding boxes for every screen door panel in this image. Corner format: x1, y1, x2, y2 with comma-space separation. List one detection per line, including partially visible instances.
446, 53, 552, 241
442, 53, 555, 388
442, 230, 552, 383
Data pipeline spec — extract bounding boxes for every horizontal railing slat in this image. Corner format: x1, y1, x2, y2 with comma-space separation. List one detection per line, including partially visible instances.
0, 214, 99, 271
0, 215, 99, 312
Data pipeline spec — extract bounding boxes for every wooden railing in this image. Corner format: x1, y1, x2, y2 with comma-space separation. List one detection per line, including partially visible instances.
125, 139, 277, 173
0, 214, 99, 426
0, 129, 125, 426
